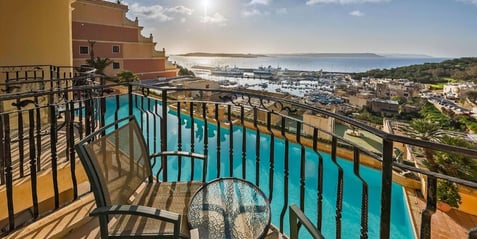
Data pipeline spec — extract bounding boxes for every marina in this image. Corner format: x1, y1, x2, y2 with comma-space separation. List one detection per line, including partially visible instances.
191, 65, 349, 104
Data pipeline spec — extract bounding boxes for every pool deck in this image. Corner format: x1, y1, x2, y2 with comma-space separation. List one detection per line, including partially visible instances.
405, 188, 477, 239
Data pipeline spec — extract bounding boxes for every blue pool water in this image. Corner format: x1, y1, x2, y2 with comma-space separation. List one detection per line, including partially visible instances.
103, 95, 414, 239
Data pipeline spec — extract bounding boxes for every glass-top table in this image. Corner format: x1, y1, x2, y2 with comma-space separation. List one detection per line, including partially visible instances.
187, 178, 271, 239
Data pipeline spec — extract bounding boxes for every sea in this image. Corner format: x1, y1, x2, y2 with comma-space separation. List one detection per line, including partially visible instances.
168, 54, 448, 97
169, 54, 448, 73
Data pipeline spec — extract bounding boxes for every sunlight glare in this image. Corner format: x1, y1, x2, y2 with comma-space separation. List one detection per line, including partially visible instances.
203, 0, 209, 16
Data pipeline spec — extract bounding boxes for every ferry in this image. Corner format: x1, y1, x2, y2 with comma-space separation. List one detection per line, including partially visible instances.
253, 66, 281, 79
211, 66, 243, 77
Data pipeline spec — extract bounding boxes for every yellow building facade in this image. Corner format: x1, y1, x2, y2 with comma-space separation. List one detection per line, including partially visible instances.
0, 0, 75, 66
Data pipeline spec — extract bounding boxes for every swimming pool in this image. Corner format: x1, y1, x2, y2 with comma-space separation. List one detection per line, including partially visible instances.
102, 94, 414, 239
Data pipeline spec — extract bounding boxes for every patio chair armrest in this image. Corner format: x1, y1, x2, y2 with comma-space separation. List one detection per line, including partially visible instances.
150, 151, 207, 160
289, 204, 324, 239
90, 205, 180, 224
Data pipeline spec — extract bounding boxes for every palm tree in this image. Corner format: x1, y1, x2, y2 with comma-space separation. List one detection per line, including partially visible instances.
86, 40, 112, 76
433, 135, 477, 208
117, 70, 139, 83
86, 57, 113, 76
403, 118, 443, 170
434, 135, 477, 181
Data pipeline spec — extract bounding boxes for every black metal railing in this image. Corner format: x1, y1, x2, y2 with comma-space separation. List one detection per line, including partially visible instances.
130, 84, 477, 239
0, 65, 116, 234
1, 65, 477, 238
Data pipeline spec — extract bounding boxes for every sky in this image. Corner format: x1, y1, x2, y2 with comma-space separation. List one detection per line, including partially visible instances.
107, 0, 477, 57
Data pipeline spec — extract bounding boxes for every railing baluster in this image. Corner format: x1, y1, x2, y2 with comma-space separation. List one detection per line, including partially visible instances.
114, 95, 120, 128
49, 105, 59, 209
228, 104, 233, 177
34, 96, 42, 172
279, 116, 289, 232
4, 114, 15, 231
28, 110, 39, 218
331, 136, 343, 239
78, 100, 84, 138
190, 102, 195, 180
297, 121, 305, 211
68, 101, 78, 199
267, 111, 274, 201
16, 98, 25, 178
153, 98, 159, 157
353, 147, 369, 239
254, 107, 260, 186
420, 175, 437, 239
241, 106, 246, 179
202, 103, 208, 182
380, 139, 393, 239
139, 95, 144, 130
215, 104, 221, 178
313, 128, 324, 231
161, 90, 168, 181
177, 102, 183, 181
145, 98, 151, 157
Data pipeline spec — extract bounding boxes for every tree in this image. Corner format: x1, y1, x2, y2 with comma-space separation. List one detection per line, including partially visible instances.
85, 40, 113, 76
177, 64, 195, 76
117, 70, 139, 83
434, 136, 477, 181
86, 57, 113, 76
433, 135, 477, 208
403, 118, 443, 170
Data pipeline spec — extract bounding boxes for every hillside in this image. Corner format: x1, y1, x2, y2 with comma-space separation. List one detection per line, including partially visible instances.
353, 57, 477, 83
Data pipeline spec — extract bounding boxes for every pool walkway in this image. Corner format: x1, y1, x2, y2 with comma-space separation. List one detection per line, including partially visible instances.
406, 188, 477, 239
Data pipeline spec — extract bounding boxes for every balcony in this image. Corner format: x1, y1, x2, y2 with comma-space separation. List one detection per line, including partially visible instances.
1, 65, 477, 238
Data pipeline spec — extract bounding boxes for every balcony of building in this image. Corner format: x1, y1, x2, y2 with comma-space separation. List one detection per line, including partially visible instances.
1, 65, 477, 239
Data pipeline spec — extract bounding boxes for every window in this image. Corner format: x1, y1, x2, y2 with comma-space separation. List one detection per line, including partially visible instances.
112, 45, 120, 53
79, 46, 89, 55
113, 62, 120, 69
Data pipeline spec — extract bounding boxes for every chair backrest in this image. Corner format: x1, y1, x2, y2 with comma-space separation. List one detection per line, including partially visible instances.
76, 116, 152, 207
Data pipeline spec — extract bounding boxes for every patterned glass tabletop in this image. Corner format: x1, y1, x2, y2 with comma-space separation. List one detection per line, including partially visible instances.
187, 178, 271, 239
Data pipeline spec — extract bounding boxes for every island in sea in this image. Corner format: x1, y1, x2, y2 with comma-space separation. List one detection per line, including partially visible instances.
176, 52, 268, 58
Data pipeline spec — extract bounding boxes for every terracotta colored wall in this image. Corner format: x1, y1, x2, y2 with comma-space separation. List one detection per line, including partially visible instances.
72, 22, 137, 42
122, 43, 157, 58
72, 40, 123, 58
124, 59, 165, 73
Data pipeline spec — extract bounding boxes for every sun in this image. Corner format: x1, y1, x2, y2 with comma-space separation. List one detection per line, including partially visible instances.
203, 0, 210, 16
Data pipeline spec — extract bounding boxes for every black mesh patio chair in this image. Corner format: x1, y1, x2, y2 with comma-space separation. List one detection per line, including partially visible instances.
75, 116, 207, 239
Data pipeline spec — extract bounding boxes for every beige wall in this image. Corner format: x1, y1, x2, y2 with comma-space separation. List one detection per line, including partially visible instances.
123, 43, 158, 58
0, 0, 74, 66
303, 113, 334, 141
72, 0, 131, 27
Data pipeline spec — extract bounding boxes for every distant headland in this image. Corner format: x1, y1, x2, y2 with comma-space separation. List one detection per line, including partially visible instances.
176, 52, 268, 58
273, 53, 384, 58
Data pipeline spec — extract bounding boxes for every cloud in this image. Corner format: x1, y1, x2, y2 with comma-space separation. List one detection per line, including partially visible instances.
167, 6, 194, 15
306, 0, 390, 5
249, 0, 272, 5
243, 8, 262, 17
201, 13, 227, 25
457, 0, 477, 5
350, 10, 365, 16
128, 3, 193, 22
276, 8, 288, 14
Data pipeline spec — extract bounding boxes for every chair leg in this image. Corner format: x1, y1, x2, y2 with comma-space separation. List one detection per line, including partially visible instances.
99, 215, 109, 239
